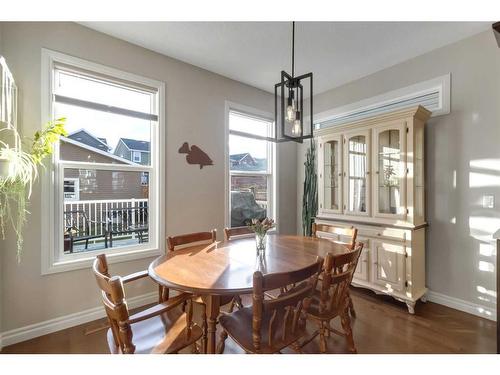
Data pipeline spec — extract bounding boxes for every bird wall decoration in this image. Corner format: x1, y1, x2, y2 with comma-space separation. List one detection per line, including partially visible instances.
178, 142, 214, 169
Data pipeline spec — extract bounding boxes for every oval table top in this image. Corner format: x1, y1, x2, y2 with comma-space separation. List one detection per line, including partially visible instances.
148, 234, 349, 296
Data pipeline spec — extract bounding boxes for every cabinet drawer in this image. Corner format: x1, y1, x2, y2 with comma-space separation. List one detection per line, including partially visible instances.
359, 226, 408, 242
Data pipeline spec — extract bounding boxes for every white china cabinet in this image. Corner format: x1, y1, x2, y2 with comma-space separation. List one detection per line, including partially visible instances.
316, 106, 430, 313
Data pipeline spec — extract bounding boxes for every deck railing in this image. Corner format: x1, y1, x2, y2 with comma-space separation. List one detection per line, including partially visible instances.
64, 198, 148, 240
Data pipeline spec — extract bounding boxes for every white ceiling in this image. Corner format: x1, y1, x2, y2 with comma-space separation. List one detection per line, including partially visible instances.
80, 22, 490, 95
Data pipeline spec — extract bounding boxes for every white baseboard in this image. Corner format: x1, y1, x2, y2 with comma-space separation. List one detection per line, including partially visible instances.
425, 290, 497, 322
0, 291, 157, 350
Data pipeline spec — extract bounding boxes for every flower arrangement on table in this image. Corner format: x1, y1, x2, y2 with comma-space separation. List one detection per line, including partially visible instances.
247, 217, 276, 253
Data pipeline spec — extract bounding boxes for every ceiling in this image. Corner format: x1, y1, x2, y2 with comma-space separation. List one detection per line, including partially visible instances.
80, 22, 490, 95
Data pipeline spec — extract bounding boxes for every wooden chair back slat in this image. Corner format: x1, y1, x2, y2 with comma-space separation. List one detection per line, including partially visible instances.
319, 244, 363, 316
312, 223, 358, 250
167, 229, 217, 251
251, 256, 323, 352
261, 260, 323, 291
92, 254, 135, 353
224, 226, 253, 240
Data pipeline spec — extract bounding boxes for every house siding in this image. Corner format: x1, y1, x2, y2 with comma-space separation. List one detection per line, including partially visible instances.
114, 141, 131, 161
61, 142, 124, 164
61, 141, 147, 201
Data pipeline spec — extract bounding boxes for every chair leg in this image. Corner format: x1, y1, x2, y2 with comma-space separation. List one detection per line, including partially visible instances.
201, 305, 208, 354
319, 321, 328, 354
228, 295, 243, 313
235, 295, 243, 309
341, 309, 357, 353
324, 320, 331, 337
291, 341, 303, 354
347, 290, 356, 318
217, 329, 228, 354
191, 342, 199, 354
158, 286, 169, 303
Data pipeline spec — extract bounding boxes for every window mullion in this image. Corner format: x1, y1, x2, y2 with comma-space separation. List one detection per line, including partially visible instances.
59, 160, 152, 172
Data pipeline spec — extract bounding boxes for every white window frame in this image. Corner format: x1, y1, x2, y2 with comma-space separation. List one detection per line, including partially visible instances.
224, 101, 278, 231
41, 49, 166, 275
132, 151, 142, 163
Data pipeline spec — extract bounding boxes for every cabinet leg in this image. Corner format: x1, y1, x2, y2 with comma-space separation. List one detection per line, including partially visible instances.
420, 295, 427, 303
406, 301, 416, 314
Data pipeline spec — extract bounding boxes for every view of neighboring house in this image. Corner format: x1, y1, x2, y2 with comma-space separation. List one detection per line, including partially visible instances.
60, 130, 149, 201
67, 129, 111, 152
114, 138, 151, 165
229, 152, 267, 171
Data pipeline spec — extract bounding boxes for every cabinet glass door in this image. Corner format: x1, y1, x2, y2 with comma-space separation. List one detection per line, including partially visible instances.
375, 125, 406, 216
323, 138, 341, 211
345, 131, 370, 215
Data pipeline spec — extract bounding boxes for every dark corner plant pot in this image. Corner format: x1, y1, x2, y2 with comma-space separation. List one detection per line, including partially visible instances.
0, 158, 9, 179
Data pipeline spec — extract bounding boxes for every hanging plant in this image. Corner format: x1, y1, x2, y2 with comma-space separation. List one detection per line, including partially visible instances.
0, 118, 67, 261
302, 140, 318, 236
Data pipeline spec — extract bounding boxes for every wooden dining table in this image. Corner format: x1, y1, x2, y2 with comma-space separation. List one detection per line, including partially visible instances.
148, 234, 349, 354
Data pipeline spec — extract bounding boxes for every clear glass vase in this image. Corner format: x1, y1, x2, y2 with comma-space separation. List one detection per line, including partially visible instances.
255, 232, 267, 254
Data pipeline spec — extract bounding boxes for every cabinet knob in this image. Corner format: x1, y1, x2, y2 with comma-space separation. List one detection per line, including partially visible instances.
366, 171, 370, 175
375, 171, 379, 174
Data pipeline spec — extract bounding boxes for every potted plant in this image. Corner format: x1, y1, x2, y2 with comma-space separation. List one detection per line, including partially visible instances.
302, 140, 318, 236
0, 118, 67, 260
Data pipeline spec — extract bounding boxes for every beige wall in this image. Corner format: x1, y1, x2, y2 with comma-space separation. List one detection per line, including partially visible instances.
0, 23, 4, 342
0, 22, 297, 332
298, 30, 500, 312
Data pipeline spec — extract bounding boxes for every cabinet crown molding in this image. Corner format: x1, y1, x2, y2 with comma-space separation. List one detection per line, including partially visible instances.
315, 105, 431, 137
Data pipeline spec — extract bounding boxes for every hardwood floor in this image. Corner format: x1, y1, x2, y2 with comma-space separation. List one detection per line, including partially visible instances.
1, 288, 496, 354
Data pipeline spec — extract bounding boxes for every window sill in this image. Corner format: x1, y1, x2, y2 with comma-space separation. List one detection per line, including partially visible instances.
41, 247, 162, 275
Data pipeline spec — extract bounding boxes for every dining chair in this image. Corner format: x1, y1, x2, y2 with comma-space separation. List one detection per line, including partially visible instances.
300, 243, 363, 353
224, 226, 253, 241
223, 226, 253, 308
217, 256, 324, 354
312, 223, 358, 250
92, 254, 202, 354
311, 222, 359, 317
164, 229, 240, 353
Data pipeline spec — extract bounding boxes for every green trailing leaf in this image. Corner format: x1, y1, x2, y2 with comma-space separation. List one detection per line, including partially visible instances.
0, 118, 67, 261
302, 140, 318, 236
30, 117, 68, 164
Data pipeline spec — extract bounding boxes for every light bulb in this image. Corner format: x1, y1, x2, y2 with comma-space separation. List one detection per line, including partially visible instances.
286, 103, 295, 122
292, 110, 301, 135
285, 90, 295, 122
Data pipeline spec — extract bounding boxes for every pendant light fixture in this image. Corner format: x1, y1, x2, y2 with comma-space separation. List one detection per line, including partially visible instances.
273, 21, 313, 143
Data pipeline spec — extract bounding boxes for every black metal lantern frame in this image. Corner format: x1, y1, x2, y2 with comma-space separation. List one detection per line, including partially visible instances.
274, 69, 313, 143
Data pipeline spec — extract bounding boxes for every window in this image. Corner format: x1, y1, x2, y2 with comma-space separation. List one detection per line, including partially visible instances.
63, 178, 79, 201
141, 172, 149, 186
132, 151, 142, 163
226, 104, 276, 228
41, 49, 165, 274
